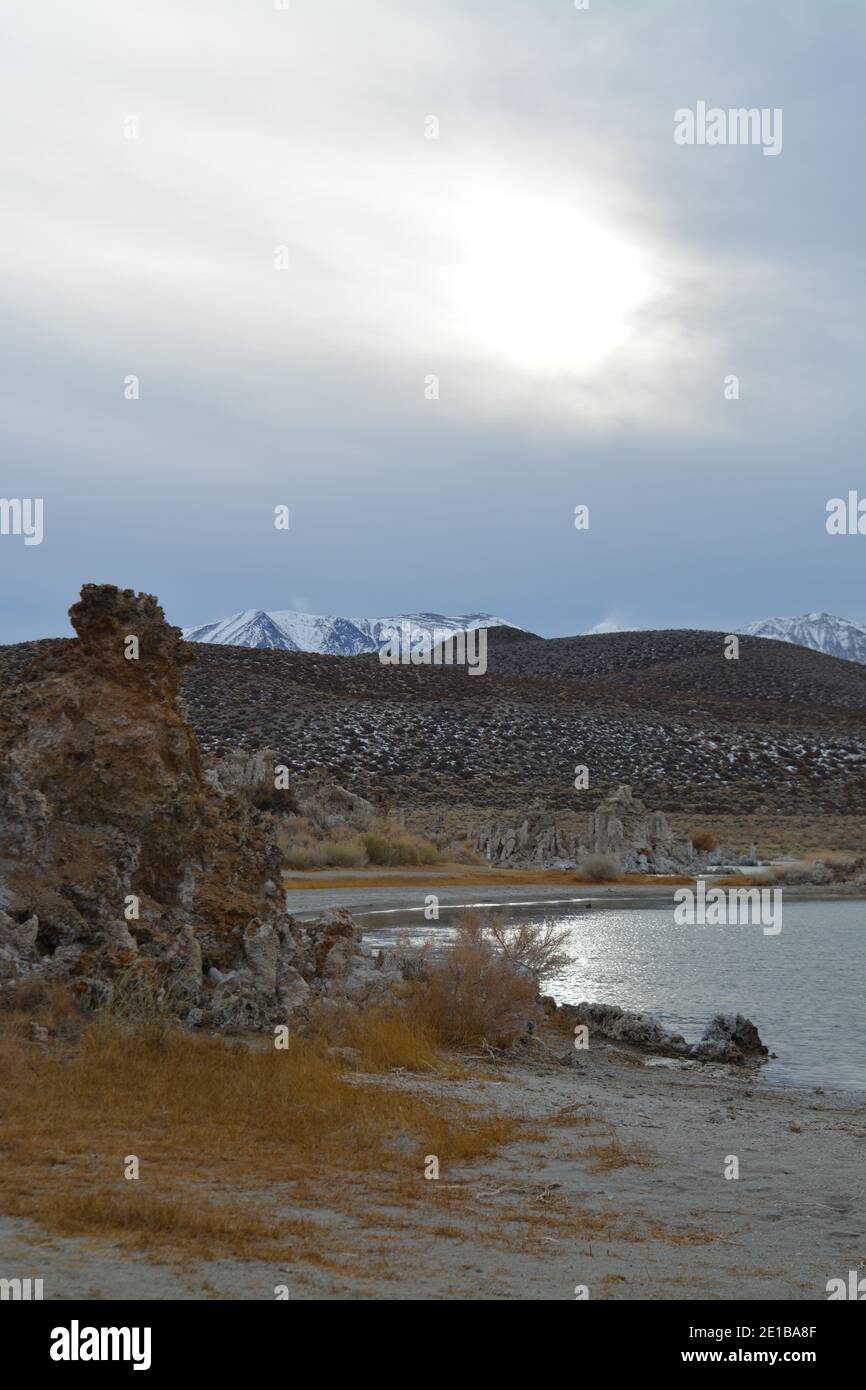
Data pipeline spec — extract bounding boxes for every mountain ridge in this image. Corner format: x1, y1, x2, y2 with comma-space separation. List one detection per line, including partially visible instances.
742, 612, 866, 665
181, 607, 866, 666
182, 609, 516, 656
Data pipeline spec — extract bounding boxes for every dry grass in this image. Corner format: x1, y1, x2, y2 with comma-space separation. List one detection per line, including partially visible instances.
1, 1022, 514, 1171
0, 967, 722, 1281
0, 1011, 725, 1281
283, 866, 695, 888
0, 1018, 518, 1263
321, 1005, 451, 1075
581, 1138, 658, 1172
9, 1189, 282, 1254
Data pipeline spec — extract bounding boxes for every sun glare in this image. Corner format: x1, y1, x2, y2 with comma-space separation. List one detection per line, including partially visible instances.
448, 194, 655, 376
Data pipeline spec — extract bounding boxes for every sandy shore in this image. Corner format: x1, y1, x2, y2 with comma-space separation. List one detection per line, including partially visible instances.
2, 1039, 862, 1300
3, 884, 860, 1301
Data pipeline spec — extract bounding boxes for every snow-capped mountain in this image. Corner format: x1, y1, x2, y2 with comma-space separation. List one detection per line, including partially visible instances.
743, 612, 866, 665
182, 609, 516, 655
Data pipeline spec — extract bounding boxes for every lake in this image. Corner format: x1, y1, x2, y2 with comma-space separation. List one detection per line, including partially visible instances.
360, 897, 866, 1093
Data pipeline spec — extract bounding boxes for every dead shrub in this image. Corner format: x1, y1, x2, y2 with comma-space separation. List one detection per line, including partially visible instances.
689, 828, 718, 853
484, 913, 572, 980
576, 852, 621, 882
408, 915, 540, 1048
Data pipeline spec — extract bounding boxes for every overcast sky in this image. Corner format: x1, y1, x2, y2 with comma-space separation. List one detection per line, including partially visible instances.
1, 0, 864, 642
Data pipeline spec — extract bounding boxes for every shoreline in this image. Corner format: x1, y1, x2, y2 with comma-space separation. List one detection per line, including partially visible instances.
2, 1036, 861, 1300
284, 878, 866, 921
286, 882, 866, 1102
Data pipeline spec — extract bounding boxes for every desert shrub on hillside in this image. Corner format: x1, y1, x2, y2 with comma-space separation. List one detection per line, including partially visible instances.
359, 831, 441, 867
282, 825, 442, 871
285, 844, 325, 870
322, 840, 367, 869
359, 832, 389, 865
689, 828, 718, 852
576, 852, 621, 882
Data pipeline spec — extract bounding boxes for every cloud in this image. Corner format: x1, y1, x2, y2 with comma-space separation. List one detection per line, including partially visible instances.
0, 0, 863, 640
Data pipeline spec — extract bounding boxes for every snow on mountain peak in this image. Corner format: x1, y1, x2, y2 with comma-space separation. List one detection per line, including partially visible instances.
182, 608, 517, 655
742, 612, 866, 664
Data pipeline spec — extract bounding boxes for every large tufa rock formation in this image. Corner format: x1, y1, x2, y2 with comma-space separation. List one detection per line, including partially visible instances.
0, 584, 401, 1027
476, 786, 699, 872
581, 784, 694, 873
475, 813, 582, 868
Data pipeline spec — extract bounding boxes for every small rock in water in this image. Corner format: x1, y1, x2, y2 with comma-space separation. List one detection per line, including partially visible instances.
690, 1013, 768, 1064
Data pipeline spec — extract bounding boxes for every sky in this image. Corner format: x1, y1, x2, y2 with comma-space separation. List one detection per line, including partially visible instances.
1, 0, 864, 642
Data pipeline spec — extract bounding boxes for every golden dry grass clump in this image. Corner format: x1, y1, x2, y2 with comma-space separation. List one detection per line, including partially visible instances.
0, 989, 519, 1265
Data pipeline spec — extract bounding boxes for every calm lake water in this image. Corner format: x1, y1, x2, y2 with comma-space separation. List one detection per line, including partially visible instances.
360, 898, 866, 1093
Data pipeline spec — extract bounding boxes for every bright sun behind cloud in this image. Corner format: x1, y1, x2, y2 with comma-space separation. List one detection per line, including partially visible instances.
447, 191, 656, 376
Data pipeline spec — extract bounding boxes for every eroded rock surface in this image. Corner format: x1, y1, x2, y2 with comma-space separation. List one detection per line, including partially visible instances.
476, 785, 706, 871
559, 1001, 690, 1056
580, 784, 698, 873
0, 584, 400, 1028
691, 1012, 770, 1063
553, 999, 767, 1066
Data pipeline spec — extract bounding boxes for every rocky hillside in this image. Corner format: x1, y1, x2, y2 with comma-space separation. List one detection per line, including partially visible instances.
4, 625, 862, 825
